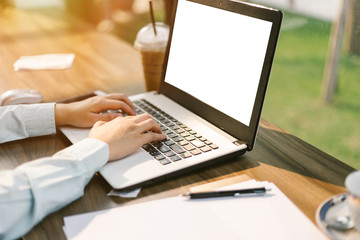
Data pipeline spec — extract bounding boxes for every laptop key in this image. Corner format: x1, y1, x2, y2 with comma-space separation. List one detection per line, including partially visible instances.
152, 142, 163, 148
190, 149, 202, 155
188, 130, 197, 135
178, 140, 188, 146
163, 129, 173, 135
180, 132, 190, 138
158, 158, 172, 165
167, 133, 178, 139
191, 140, 205, 148
200, 146, 212, 152
164, 139, 175, 146
172, 137, 183, 142
165, 122, 175, 127
175, 128, 185, 134
165, 151, 176, 157
159, 145, 171, 153
170, 155, 182, 162
149, 149, 161, 156
155, 154, 166, 160
142, 144, 154, 151
184, 144, 196, 151
170, 125, 180, 130
184, 136, 195, 141
179, 152, 192, 158
170, 144, 185, 154
209, 144, 219, 149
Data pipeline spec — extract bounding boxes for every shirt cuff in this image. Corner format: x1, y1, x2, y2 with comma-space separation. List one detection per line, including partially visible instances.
25, 103, 56, 137
54, 138, 109, 173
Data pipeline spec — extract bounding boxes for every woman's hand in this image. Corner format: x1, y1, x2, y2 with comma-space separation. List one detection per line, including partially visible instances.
89, 113, 165, 161
55, 93, 136, 128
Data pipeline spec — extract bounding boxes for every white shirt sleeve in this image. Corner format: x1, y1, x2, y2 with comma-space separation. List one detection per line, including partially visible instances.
0, 138, 109, 240
0, 103, 56, 144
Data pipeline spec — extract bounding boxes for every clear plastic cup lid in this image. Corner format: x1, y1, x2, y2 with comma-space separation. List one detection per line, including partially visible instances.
134, 22, 169, 51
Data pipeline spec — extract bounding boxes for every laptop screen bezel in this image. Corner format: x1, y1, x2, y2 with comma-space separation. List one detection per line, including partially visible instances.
159, 0, 283, 151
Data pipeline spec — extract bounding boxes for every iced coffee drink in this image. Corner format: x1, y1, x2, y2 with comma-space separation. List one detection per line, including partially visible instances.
134, 22, 169, 92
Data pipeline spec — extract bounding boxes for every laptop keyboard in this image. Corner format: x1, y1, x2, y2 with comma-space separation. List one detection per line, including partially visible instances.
133, 99, 218, 165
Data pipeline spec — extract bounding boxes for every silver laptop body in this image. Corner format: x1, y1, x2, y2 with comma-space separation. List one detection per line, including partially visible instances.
62, 0, 282, 190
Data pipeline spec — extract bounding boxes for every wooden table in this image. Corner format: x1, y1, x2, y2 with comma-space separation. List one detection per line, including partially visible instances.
0, 7, 355, 240
0, 7, 145, 102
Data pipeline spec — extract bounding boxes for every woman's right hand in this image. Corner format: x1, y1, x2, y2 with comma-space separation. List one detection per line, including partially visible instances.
88, 113, 165, 161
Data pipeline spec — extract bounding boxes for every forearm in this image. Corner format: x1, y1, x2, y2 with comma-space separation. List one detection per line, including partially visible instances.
0, 138, 109, 240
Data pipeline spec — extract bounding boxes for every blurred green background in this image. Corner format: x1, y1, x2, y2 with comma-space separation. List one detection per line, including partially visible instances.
262, 12, 360, 169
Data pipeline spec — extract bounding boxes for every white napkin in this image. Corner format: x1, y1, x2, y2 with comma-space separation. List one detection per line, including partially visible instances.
14, 53, 75, 71
107, 188, 142, 198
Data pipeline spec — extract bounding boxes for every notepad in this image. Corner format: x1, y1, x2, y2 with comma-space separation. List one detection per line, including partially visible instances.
63, 180, 328, 240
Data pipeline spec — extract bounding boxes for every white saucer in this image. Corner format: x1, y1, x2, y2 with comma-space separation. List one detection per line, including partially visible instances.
316, 194, 360, 240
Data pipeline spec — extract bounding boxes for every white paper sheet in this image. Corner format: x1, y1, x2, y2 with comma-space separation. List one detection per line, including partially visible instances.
63, 180, 329, 240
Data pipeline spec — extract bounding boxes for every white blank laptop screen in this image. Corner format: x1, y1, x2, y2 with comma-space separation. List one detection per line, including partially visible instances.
164, 0, 273, 126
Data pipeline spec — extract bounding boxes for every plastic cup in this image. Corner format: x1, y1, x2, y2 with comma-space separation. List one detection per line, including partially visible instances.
345, 170, 360, 230
134, 22, 169, 92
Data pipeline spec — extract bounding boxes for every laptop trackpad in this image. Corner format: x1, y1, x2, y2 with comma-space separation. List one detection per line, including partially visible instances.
100, 149, 161, 189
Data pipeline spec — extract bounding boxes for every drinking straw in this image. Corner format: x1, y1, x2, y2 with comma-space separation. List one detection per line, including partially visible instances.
149, 1, 157, 36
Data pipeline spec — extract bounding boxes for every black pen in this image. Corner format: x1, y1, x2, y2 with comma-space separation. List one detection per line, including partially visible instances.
182, 187, 269, 199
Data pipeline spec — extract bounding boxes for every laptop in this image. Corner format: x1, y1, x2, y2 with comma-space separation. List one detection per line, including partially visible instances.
61, 0, 282, 190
